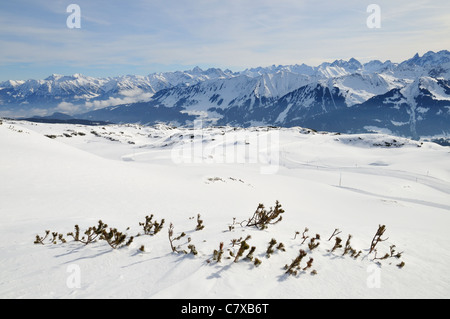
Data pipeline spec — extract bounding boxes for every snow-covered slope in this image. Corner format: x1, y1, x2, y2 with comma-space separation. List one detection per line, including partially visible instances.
296, 76, 450, 139
1, 119, 449, 299
153, 71, 314, 113
328, 73, 404, 106
2, 51, 450, 138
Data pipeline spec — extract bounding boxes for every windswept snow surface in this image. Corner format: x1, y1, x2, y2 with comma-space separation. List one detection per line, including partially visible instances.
0, 120, 449, 299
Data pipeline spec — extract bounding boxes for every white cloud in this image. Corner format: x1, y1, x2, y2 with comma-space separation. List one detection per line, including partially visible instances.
119, 88, 153, 98
56, 101, 81, 114
85, 89, 154, 110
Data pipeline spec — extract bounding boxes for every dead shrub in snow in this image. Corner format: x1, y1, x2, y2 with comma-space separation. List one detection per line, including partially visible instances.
245, 246, 256, 261
188, 244, 198, 255
230, 235, 251, 248
34, 230, 50, 245
253, 258, 262, 267
246, 200, 284, 230
209, 242, 225, 263
389, 245, 403, 259
33, 205, 406, 277
168, 223, 186, 253
372, 244, 404, 263
234, 239, 250, 263
139, 214, 165, 236
100, 227, 134, 249
227, 217, 238, 232
51, 232, 66, 244
342, 235, 353, 256
303, 257, 314, 271
35, 231, 66, 245
308, 237, 320, 251
195, 214, 205, 231
330, 237, 343, 253
369, 225, 388, 254
266, 238, 286, 258
67, 220, 108, 245
284, 249, 308, 276
328, 228, 342, 241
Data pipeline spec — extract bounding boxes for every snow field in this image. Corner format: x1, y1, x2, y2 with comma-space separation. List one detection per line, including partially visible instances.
0, 120, 449, 298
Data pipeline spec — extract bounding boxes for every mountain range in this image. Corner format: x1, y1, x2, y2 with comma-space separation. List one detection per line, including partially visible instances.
1, 50, 450, 138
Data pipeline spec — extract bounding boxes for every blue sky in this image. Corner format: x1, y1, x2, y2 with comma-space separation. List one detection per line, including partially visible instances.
0, 0, 449, 81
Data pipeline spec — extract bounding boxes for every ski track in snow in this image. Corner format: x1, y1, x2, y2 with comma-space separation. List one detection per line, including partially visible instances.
338, 186, 450, 211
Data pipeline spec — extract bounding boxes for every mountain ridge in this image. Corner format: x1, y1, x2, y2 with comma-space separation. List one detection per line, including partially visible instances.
1, 50, 450, 138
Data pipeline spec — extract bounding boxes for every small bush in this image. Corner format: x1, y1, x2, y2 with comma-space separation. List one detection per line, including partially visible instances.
299, 227, 309, 244
51, 232, 66, 244
369, 225, 388, 254
168, 223, 186, 253
266, 238, 277, 257
188, 244, 198, 255
230, 235, 251, 248
100, 227, 134, 249
245, 246, 256, 261
266, 238, 285, 258
139, 214, 165, 236
227, 217, 238, 232
303, 258, 314, 271
34, 230, 50, 245
328, 228, 342, 241
211, 242, 224, 263
195, 214, 205, 231
67, 220, 108, 245
308, 237, 320, 251
234, 240, 250, 263
277, 242, 286, 252
330, 237, 342, 253
389, 245, 403, 259
284, 249, 308, 276
342, 234, 353, 256
254, 258, 262, 267
246, 200, 284, 230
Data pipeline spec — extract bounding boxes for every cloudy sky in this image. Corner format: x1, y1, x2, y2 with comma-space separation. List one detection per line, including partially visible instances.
0, 0, 449, 81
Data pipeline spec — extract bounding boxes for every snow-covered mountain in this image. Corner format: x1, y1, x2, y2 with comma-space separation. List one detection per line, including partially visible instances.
0, 68, 235, 117
299, 77, 450, 138
2, 50, 450, 138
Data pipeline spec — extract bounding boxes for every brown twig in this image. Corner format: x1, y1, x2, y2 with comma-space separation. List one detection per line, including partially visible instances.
328, 228, 342, 241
